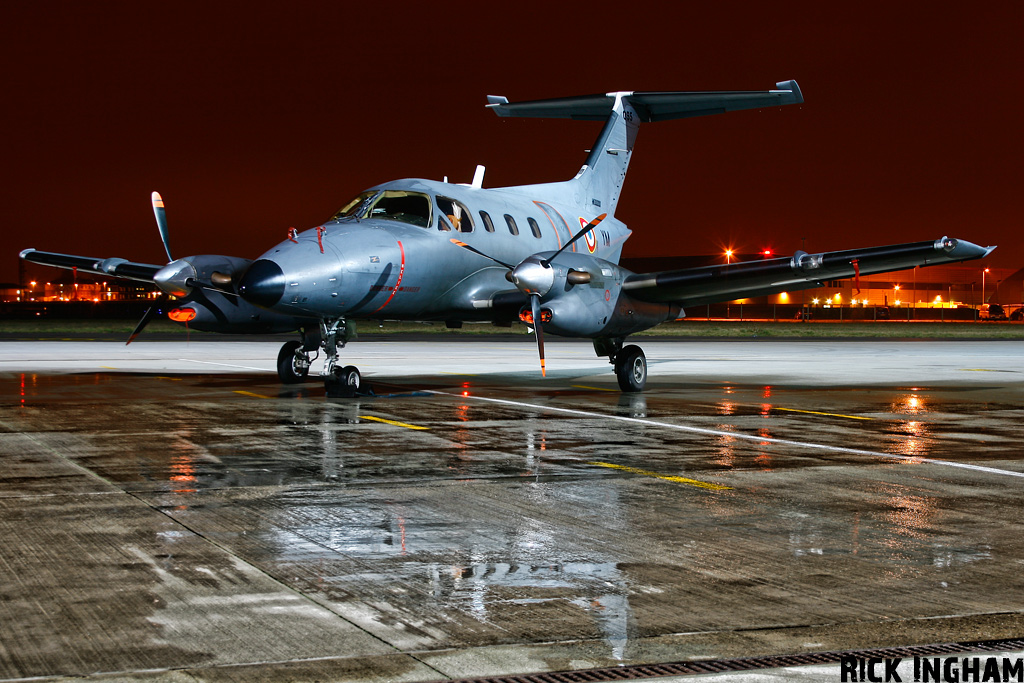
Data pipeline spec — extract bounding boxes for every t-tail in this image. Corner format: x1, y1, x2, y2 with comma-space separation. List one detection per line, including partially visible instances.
488, 80, 803, 216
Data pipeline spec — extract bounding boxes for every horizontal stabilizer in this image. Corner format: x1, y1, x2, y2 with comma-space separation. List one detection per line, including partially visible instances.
487, 80, 803, 122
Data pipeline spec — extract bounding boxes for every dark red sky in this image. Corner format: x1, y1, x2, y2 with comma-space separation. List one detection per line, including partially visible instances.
3, 1, 1021, 285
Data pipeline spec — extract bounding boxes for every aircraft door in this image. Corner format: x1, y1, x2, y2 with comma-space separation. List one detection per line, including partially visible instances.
534, 202, 573, 250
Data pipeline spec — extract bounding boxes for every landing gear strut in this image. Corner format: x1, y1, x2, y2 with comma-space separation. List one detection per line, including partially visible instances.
276, 319, 364, 397
594, 337, 647, 393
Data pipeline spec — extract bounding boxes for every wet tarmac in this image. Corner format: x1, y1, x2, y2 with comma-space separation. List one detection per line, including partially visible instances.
1, 339, 1024, 682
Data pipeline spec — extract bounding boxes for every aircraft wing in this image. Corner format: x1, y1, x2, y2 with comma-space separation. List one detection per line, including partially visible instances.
622, 237, 995, 307
20, 249, 162, 283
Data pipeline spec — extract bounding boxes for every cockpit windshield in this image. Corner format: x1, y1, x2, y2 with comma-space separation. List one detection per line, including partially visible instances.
329, 190, 431, 228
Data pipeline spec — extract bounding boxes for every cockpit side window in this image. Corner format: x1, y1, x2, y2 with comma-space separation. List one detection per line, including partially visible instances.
368, 191, 431, 227
436, 196, 473, 233
329, 190, 431, 228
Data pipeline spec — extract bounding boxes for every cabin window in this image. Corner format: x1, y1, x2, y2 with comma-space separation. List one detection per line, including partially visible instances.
437, 216, 451, 231
527, 217, 542, 238
330, 190, 431, 228
479, 211, 495, 233
436, 196, 473, 233
504, 214, 519, 236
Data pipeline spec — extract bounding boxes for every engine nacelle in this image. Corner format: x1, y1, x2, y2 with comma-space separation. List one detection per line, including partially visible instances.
529, 253, 680, 338
167, 288, 311, 334
154, 254, 254, 297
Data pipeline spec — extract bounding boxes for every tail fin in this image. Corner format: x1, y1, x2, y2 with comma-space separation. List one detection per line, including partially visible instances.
487, 80, 803, 215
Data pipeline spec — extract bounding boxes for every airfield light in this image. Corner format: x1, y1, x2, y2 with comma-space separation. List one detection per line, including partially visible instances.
812, 298, 819, 305
762, 249, 773, 257
834, 293, 841, 304
895, 300, 901, 306
779, 292, 789, 303
725, 249, 733, 264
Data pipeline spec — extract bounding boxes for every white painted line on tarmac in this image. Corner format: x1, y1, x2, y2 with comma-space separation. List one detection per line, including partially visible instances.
179, 359, 270, 372
434, 391, 1024, 480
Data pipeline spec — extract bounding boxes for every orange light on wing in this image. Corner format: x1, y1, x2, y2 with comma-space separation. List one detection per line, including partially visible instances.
168, 308, 197, 322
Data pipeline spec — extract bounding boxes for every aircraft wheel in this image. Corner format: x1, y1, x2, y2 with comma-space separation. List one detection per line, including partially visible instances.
615, 345, 647, 393
325, 365, 361, 398
277, 340, 310, 384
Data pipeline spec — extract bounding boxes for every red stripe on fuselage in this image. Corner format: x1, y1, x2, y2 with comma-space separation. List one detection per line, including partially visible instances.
373, 240, 405, 312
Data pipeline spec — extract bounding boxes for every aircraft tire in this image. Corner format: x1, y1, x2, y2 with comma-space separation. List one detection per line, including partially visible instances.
325, 365, 361, 398
341, 365, 361, 392
277, 340, 309, 384
615, 345, 647, 393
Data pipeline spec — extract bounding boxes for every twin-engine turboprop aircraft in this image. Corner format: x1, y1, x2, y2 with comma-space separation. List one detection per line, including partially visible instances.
21, 80, 995, 394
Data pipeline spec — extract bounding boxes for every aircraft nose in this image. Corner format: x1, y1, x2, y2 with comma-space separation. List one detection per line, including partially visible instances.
238, 259, 286, 308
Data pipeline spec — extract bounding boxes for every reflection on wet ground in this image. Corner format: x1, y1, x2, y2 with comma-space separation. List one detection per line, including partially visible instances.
3, 342, 1024, 680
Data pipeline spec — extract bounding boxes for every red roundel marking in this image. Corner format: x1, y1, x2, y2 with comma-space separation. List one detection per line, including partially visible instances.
604, 289, 611, 302
579, 217, 598, 253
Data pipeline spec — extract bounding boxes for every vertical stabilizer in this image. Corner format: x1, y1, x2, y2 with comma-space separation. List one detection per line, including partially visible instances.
575, 92, 640, 216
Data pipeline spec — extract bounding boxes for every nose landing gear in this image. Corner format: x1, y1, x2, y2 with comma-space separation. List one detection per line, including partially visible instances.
276, 319, 366, 397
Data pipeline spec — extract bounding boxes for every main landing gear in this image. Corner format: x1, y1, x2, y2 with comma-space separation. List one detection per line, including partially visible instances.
594, 337, 647, 392
277, 319, 364, 397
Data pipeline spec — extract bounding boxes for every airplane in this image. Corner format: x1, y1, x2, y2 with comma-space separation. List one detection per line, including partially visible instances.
20, 79, 995, 395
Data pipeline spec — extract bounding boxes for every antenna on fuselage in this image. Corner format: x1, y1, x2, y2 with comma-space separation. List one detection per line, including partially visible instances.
454, 165, 486, 189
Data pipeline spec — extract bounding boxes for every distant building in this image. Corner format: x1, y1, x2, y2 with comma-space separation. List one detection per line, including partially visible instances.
0, 271, 158, 304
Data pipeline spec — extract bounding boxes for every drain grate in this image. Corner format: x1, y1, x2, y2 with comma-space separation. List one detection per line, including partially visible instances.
435, 637, 1024, 683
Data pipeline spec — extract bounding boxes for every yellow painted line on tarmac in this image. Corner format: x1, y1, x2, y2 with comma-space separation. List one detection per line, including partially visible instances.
359, 415, 430, 430
774, 407, 873, 421
963, 368, 997, 372
572, 385, 617, 392
589, 461, 731, 490
234, 390, 273, 399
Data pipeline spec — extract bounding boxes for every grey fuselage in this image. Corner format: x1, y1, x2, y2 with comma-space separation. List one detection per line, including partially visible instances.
246, 176, 662, 336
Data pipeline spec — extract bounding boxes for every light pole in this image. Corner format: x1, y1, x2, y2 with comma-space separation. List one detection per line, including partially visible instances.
982, 268, 990, 304
725, 250, 733, 319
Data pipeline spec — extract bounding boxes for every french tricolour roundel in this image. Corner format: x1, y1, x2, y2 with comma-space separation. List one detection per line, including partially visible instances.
579, 217, 598, 253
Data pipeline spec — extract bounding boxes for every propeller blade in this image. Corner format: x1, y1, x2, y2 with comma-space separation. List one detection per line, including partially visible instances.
185, 277, 240, 298
530, 294, 546, 377
126, 301, 162, 345
449, 238, 516, 269
541, 213, 607, 267
151, 192, 173, 263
